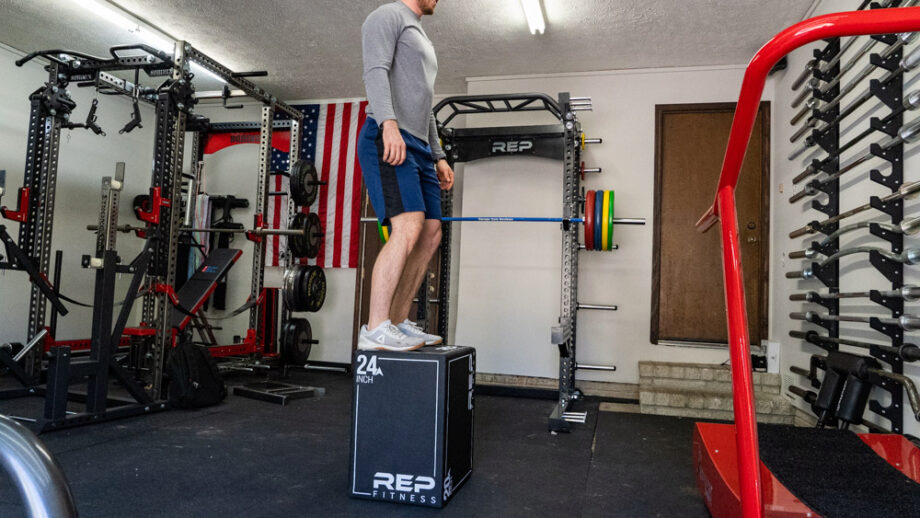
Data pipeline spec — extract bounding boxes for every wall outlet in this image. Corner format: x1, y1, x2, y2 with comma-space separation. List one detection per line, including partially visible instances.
763, 340, 780, 374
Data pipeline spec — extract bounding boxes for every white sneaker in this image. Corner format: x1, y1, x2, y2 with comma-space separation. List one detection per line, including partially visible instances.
397, 319, 443, 346
357, 320, 426, 351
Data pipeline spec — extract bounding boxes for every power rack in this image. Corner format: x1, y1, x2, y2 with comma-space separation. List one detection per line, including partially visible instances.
0, 40, 303, 431
431, 92, 632, 432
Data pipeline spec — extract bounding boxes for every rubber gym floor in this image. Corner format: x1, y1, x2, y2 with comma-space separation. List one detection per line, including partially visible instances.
0, 371, 708, 517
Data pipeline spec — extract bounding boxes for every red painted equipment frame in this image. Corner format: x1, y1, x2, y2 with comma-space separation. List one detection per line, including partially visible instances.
694, 422, 920, 517
695, 7, 920, 517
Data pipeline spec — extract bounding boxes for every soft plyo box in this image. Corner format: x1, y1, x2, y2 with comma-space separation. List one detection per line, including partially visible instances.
348, 345, 475, 508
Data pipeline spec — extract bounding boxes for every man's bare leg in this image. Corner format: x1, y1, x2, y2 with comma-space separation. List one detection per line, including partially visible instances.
390, 219, 442, 324
368, 211, 424, 330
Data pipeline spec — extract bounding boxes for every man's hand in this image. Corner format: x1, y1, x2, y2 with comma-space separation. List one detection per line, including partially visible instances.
381, 120, 405, 166
436, 159, 454, 191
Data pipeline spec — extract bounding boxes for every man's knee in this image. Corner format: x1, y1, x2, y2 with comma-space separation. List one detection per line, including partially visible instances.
421, 220, 441, 252
389, 212, 425, 249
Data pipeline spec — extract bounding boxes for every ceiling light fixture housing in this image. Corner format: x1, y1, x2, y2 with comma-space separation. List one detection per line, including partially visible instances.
520, 0, 546, 35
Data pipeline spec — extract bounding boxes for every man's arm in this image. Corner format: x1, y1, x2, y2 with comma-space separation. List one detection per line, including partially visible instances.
362, 9, 400, 126
428, 111, 446, 162
429, 111, 454, 191
362, 8, 406, 165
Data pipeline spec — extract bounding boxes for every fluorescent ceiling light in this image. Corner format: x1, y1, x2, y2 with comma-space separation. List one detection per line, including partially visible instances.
75, 0, 172, 52
74, 0, 225, 84
520, 0, 546, 35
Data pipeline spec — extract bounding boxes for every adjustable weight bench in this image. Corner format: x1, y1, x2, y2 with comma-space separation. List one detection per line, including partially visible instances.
169, 248, 244, 341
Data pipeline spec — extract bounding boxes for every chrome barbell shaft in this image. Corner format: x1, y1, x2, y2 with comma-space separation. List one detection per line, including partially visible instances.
360, 217, 647, 225
87, 224, 316, 237
789, 88, 920, 162
789, 181, 920, 238
790, 310, 920, 331
789, 118, 920, 203
786, 248, 920, 279
790, 29, 917, 132
788, 329, 920, 363
788, 217, 920, 258
790, 285, 920, 302
788, 0, 884, 94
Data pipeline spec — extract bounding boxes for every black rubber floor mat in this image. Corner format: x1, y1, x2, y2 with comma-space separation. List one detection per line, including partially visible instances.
758, 424, 920, 518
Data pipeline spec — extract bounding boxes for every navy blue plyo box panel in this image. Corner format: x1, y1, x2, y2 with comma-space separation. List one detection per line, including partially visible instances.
349, 346, 475, 508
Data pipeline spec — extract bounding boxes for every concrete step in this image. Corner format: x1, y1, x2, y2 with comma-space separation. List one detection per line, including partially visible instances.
638, 361, 781, 395
637, 361, 792, 424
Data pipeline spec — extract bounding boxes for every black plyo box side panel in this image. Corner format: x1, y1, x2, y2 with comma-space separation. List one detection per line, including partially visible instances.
349, 346, 475, 508
444, 352, 474, 498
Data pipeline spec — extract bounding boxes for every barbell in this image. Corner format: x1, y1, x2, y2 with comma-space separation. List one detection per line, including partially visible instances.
789, 118, 920, 204
790, 286, 920, 303
788, 217, 920, 259
87, 212, 324, 259
789, 180, 920, 239
790, 310, 920, 332
790, 31, 917, 132
134, 159, 321, 214
786, 248, 920, 280
372, 190, 645, 251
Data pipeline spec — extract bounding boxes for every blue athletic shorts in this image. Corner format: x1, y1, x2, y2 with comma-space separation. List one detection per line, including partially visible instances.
358, 117, 441, 226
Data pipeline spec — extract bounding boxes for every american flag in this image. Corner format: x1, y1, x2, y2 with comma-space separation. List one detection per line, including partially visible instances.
266, 100, 368, 268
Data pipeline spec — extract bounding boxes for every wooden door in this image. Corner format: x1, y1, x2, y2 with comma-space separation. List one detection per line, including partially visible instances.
651, 103, 770, 345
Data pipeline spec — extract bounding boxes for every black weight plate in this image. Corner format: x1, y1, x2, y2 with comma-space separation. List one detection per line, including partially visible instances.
282, 321, 295, 355
291, 160, 319, 207
291, 160, 306, 206
283, 265, 307, 309
301, 266, 327, 313
289, 213, 308, 258
301, 161, 319, 206
282, 318, 312, 365
305, 212, 323, 259
299, 265, 315, 312
282, 265, 299, 307
292, 264, 310, 311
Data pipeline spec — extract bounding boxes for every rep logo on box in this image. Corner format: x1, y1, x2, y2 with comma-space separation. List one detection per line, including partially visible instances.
372, 472, 438, 505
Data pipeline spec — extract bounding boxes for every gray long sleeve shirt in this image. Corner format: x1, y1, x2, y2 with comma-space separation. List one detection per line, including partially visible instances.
362, 1, 446, 161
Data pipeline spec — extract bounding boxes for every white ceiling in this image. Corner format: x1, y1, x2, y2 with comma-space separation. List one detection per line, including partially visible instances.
0, 0, 815, 100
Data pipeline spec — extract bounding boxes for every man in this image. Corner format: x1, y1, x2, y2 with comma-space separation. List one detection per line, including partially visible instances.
357, 0, 455, 351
